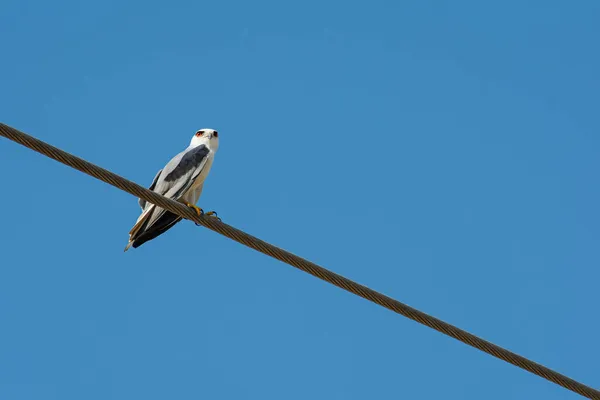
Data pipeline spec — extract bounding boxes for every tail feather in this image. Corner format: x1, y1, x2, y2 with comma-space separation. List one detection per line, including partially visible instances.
124, 205, 182, 251
128, 204, 156, 237
124, 205, 156, 252
129, 211, 182, 250
124, 241, 134, 252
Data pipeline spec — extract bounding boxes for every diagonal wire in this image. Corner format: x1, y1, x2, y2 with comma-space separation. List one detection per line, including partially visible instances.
1, 122, 598, 399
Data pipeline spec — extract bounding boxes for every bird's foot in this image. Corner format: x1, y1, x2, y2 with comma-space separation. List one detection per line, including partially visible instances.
205, 211, 221, 221
186, 203, 221, 224
186, 203, 204, 217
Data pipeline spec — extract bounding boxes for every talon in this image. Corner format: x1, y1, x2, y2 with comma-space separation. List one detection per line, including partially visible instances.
186, 203, 204, 216
205, 211, 221, 221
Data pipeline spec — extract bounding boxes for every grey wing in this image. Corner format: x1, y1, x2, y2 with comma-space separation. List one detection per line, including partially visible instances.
155, 144, 211, 201
131, 144, 211, 243
138, 168, 163, 210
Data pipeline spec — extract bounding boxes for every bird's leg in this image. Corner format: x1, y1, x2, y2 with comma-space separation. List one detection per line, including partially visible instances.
185, 202, 221, 224
185, 203, 204, 216
186, 203, 205, 226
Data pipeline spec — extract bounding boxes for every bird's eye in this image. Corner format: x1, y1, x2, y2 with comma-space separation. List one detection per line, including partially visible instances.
213, 131, 218, 138
196, 130, 204, 137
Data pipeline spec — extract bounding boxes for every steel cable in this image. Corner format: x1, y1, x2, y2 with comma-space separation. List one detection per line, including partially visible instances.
1, 122, 598, 399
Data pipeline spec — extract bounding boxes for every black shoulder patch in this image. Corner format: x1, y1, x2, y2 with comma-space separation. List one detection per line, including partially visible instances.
164, 145, 209, 182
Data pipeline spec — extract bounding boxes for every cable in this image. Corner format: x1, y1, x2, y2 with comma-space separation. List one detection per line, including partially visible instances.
1, 122, 598, 399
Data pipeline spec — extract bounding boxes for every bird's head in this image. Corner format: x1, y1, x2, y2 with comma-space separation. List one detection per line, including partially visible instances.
190, 128, 219, 151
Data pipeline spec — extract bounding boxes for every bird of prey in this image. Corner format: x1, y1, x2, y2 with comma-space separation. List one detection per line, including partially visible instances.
124, 128, 220, 251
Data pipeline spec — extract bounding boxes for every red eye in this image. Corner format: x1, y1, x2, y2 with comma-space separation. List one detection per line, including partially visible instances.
196, 130, 204, 137
213, 131, 218, 137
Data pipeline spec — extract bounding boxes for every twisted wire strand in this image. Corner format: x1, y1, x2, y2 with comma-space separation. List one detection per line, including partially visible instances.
1, 122, 598, 399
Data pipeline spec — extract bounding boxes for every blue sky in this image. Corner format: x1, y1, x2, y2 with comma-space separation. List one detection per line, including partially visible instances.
1, 1, 599, 398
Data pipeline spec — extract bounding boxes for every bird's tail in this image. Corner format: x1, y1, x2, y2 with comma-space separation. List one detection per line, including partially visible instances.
124, 205, 156, 252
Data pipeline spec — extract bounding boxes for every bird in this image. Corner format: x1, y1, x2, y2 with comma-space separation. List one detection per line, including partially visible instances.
124, 128, 220, 251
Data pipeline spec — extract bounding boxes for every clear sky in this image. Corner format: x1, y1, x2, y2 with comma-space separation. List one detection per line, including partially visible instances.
1, 1, 599, 399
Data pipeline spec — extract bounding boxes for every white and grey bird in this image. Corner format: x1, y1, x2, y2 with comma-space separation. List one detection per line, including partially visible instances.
124, 128, 220, 251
